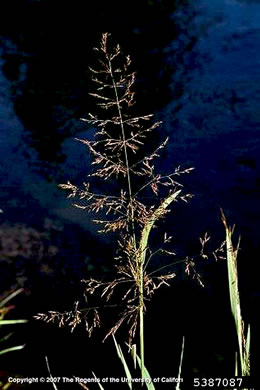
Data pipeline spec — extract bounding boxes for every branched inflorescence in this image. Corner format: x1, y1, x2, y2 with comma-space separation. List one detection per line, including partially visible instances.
36, 33, 222, 346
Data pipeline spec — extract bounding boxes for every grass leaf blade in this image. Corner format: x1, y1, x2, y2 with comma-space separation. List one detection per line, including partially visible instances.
0, 344, 25, 356
92, 373, 105, 390
176, 336, 185, 390
135, 354, 156, 390
113, 335, 132, 389
0, 320, 28, 325
221, 209, 250, 376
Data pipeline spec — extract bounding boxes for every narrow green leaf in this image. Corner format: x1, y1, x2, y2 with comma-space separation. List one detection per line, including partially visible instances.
0, 319, 28, 325
0, 288, 24, 308
113, 335, 132, 389
221, 210, 250, 376
92, 373, 105, 390
125, 342, 155, 390
131, 343, 137, 370
235, 351, 238, 377
0, 344, 25, 356
0, 332, 13, 343
176, 336, 185, 390
45, 356, 59, 390
246, 325, 250, 358
3, 382, 12, 390
135, 355, 156, 390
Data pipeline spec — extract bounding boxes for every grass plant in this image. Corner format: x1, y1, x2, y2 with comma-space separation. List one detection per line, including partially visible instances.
0, 288, 27, 356
0, 289, 28, 389
36, 32, 194, 380
35, 34, 248, 388
113, 335, 156, 390
221, 210, 250, 379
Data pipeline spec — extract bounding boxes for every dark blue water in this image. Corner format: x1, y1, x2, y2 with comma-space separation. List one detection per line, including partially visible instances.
162, 0, 260, 248
0, 57, 93, 232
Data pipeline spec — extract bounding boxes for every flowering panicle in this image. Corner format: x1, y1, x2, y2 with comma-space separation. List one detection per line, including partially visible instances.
37, 33, 201, 345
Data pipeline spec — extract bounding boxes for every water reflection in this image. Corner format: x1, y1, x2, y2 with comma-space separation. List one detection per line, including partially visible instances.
0, 0, 197, 176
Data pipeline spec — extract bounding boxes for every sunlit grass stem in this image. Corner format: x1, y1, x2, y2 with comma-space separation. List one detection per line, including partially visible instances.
221, 210, 250, 379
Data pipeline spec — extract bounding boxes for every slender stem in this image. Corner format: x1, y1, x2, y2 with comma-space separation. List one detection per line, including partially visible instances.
176, 336, 185, 390
45, 356, 59, 390
107, 56, 146, 376
139, 295, 145, 379
108, 58, 136, 249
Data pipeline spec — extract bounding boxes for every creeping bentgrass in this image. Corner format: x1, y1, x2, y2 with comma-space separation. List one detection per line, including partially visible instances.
35, 34, 251, 388
36, 33, 194, 380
